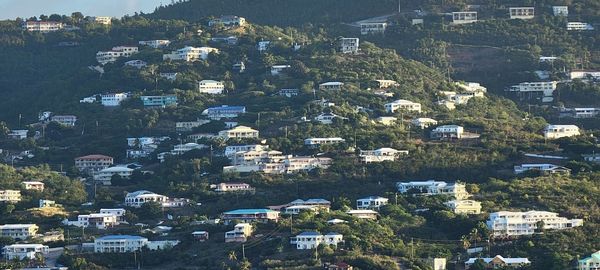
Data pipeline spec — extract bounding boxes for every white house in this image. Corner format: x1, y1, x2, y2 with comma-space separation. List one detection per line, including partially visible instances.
360, 22, 387, 35
218, 126, 259, 140
91, 16, 112, 25
359, 148, 408, 163
101, 93, 129, 106
567, 22, 594, 31
314, 112, 348, 124
356, 196, 388, 210
508, 81, 558, 102
375, 80, 398, 88
304, 137, 345, 146
100, 208, 127, 222
397, 180, 469, 199
0, 190, 21, 202
0, 224, 38, 240
50, 115, 77, 127
160, 72, 178, 81
445, 200, 482, 215
225, 223, 253, 243
225, 145, 270, 157
583, 153, 600, 163
509, 7, 535, 19
203, 105, 246, 120
411, 118, 438, 129
69, 213, 118, 229
339, 37, 359, 53
452, 12, 478, 24
319, 82, 344, 91
579, 251, 600, 270
124, 60, 147, 69
570, 70, 600, 80
465, 255, 531, 269
96, 46, 138, 65
3, 244, 49, 260
346, 209, 378, 220
8, 130, 28, 140
375, 116, 398, 126
543, 124, 580, 139
513, 164, 571, 175
487, 211, 583, 237
553, 6, 568, 16
431, 125, 464, 139
176, 119, 211, 132
270, 65, 291, 76
208, 15, 246, 27
138, 40, 171, 48
291, 231, 343, 250
93, 166, 134, 185
163, 46, 219, 62
198, 80, 225, 94
124, 190, 168, 208
257, 41, 271, 52
23, 21, 63, 32
93, 235, 179, 253
212, 182, 254, 193
385, 99, 422, 113
22, 181, 44, 191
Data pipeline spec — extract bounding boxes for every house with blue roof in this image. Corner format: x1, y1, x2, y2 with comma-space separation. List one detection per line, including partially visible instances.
202, 105, 246, 120
93, 235, 180, 253
579, 251, 600, 270
221, 209, 279, 224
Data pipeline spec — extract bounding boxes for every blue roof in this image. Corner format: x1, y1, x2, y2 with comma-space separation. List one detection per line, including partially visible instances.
208, 105, 245, 111
224, 209, 277, 215
298, 231, 321, 236
96, 235, 146, 241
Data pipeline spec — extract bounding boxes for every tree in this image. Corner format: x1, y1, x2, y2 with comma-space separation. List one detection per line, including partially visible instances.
136, 201, 163, 220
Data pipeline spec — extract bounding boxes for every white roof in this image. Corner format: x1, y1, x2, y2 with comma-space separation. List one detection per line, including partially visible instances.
320, 82, 344, 86
346, 209, 378, 214
100, 166, 133, 173
327, 219, 347, 224
545, 124, 579, 129
465, 255, 530, 264
0, 224, 37, 229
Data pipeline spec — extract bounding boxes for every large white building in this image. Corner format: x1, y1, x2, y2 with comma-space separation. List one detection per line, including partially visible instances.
552, 6, 568, 16
0, 224, 38, 240
23, 21, 63, 32
567, 22, 594, 31
3, 244, 49, 260
338, 37, 359, 53
508, 81, 558, 102
486, 211, 583, 237
198, 80, 225, 94
465, 255, 531, 269
385, 99, 422, 113
411, 118, 438, 129
319, 82, 344, 91
445, 200, 482, 215
225, 223, 253, 243
124, 190, 187, 208
291, 232, 344, 250
452, 12, 478, 24
509, 7, 535, 19
218, 126, 259, 140
69, 213, 118, 229
91, 16, 112, 25
397, 180, 469, 199
304, 137, 346, 147
356, 196, 388, 210
163, 46, 219, 62
513, 164, 571, 175
139, 40, 171, 48
431, 125, 464, 140
359, 148, 408, 163
75, 154, 114, 173
96, 46, 138, 65
225, 144, 270, 157
0, 190, 21, 202
360, 22, 387, 35
543, 124, 580, 139
93, 235, 179, 253
93, 166, 134, 185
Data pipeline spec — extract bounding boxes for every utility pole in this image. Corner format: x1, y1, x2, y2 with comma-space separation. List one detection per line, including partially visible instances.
242, 244, 246, 259
398, 0, 401, 13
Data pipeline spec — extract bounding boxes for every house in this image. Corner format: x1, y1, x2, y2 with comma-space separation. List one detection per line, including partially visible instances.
69, 213, 118, 229
203, 105, 246, 120
315, 112, 348, 124
208, 15, 247, 27
101, 93, 129, 106
3, 244, 49, 260
0, 224, 38, 240
257, 41, 271, 52
438, 91, 484, 109
396, 180, 469, 199
360, 22, 387, 35
223, 155, 332, 174
283, 199, 331, 214
319, 82, 344, 91
50, 115, 77, 127
22, 181, 44, 191
385, 99, 422, 113
91, 16, 112, 25
359, 148, 408, 163
93, 235, 179, 253
304, 137, 345, 147
96, 46, 138, 65
375, 116, 397, 126
140, 95, 178, 107
431, 125, 464, 140
221, 209, 280, 224
452, 12, 478, 24
375, 80, 398, 88
39, 199, 56, 208
210, 36, 239, 45
570, 70, 600, 80
486, 211, 583, 237
338, 37, 359, 53
225, 223, 253, 243
124, 60, 147, 69
225, 144, 270, 157
291, 232, 344, 250
559, 107, 600, 118
163, 46, 219, 62
218, 126, 259, 140
465, 255, 531, 269
507, 81, 558, 102
8, 130, 28, 140
543, 124, 580, 139
176, 119, 211, 132
160, 72, 178, 81
411, 118, 438, 129
75, 155, 114, 173
229, 150, 284, 166
271, 65, 291, 76
513, 164, 571, 175
445, 200, 482, 214
553, 6, 568, 16
212, 182, 255, 193
356, 196, 388, 210
579, 251, 600, 270
93, 166, 134, 185
567, 22, 594, 31
100, 208, 127, 222
284, 157, 333, 173
509, 7, 535, 19
346, 210, 378, 220
138, 40, 171, 48
0, 190, 21, 202
186, 133, 218, 143
279, 88, 300, 97
197, 80, 225, 94
192, 231, 209, 241
583, 153, 600, 163
124, 190, 187, 208
23, 21, 63, 32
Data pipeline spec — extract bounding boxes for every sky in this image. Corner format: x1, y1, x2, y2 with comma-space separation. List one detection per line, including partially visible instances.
0, 0, 166, 20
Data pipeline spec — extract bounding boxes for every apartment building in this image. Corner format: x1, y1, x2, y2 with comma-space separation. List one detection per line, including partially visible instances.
218, 126, 259, 139
163, 46, 219, 62
507, 81, 558, 102
543, 124, 580, 139
567, 22, 594, 31
96, 46, 138, 65
75, 154, 114, 173
304, 137, 346, 146
221, 209, 280, 224
93, 166, 134, 185
338, 37, 360, 53
385, 99, 422, 113
356, 196, 389, 210
70, 213, 118, 229
397, 180, 469, 199
0, 190, 22, 202
291, 232, 344, 250
509, 7, 535, 19
360, 22, 387, 35
486, 211, 583, 237
3, 244, 49, 260
552, 6, 568, 16
0, 224, 38, 240
23, 21, 63, 32
579, 251, 600, 270
93, 235, 179, 253
198, 80, 225, 94
212, 182, 255, 193
50, 115, 77, 127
